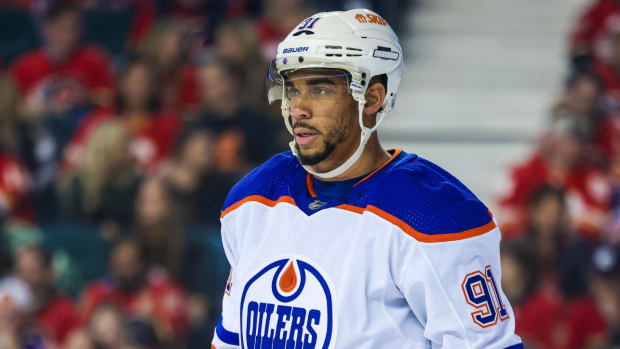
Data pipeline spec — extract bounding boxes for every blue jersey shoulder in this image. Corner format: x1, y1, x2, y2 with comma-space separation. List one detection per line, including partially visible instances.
360, 153, 494, 236
222, 151, 299, 212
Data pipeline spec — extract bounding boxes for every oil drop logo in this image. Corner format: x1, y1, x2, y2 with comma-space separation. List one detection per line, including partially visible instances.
240, 257, 336, 349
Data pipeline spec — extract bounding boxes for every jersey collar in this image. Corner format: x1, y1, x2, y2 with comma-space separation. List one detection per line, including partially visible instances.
306, 148, 403, 198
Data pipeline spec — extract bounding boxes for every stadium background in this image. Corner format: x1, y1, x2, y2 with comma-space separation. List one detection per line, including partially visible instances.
0, 0, 619, 348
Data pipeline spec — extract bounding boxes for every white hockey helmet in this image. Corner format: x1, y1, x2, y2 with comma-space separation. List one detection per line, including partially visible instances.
267, 9, 404, 178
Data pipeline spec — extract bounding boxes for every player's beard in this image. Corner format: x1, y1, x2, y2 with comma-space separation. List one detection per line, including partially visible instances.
292, 112, 348, 166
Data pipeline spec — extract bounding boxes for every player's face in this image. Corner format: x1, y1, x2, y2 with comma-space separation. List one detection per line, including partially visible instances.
286, 69, 360, 167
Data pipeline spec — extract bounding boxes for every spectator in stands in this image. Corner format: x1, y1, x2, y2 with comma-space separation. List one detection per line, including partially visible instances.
589, 243, 620, 347
162, 126, 238, 226
134, 177, 185, 277
0, 292, 23, 349
500, 241, 545, 348
87, 303, 135, 349
213, 19, 269, 109
0, 73, 34, 225
13, 245, 79, 346
62, 58, 181, 174
497, 113, 611, 239
137, 20, 200, 114
0, 75, 21, 153
58, 120, 140, 233
63, 328, 95, 349
518, 186, 571, 271
80, 236, 189, 346
552, 74, 603, 150
0, 255, 33, 349
594, 31, 620, 113
0, 148, 34, 225
602, 152, 620, 243
194, 57, 282, 169
10, 1, 114, 117
569, 0, 620, 73
594, 105, 620, 169
256, 0, 310, 61
502, 240, 607, 349
8, 2, 116, 222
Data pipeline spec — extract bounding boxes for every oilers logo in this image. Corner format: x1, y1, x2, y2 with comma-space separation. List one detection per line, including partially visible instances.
240, 257, 336, 349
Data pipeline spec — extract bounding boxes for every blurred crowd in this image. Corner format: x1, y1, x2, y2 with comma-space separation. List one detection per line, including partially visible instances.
495, 1, 620, 348
0, 0, 410, 348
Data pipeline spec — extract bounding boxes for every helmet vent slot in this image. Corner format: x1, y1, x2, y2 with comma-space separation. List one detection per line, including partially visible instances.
325, 45, 342, 49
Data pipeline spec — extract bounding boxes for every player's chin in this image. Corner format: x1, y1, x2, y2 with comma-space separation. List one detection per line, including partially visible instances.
297, 145, 320, 159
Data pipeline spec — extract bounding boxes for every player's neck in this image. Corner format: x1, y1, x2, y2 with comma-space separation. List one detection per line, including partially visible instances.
312, 134, 390, 182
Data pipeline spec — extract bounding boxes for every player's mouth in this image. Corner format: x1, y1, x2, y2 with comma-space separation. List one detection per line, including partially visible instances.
294, 127, 319, 145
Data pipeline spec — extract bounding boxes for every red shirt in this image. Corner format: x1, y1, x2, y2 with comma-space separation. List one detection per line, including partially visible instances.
515, 289, 607, 349
62, 108, 181, 174
126, 0, 157, 48
594, 115, 620, 157
80, 269, 188, 337
0, 152, 34, 222
569, 0, 620, 60
10, 46, 113, 98
159, 64, 200, 113
36, 294, 79, 345
498, 151, 611, 238
256, 19, 288, 60
594, 61, 620, 113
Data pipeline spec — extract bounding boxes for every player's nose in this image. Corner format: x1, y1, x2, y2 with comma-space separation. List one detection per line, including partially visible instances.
290, 96, 312, 121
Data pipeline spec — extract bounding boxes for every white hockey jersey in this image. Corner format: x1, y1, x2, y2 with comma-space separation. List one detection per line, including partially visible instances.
212, 149, 523, 349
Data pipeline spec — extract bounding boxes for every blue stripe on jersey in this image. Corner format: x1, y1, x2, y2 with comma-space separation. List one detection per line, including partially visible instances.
221, 150, 493, 238
504, 343, 524, 349
222, 152, 299, 213
216, 315, 240, 345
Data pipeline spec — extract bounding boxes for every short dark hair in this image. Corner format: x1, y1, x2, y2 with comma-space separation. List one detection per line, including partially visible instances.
528, 184, 565, 209
43, 1, 81, 24
500, 240, 541, 299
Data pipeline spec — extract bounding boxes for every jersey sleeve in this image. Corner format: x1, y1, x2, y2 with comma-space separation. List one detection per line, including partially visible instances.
212, 219, 241, 348
394, 225, 523, 348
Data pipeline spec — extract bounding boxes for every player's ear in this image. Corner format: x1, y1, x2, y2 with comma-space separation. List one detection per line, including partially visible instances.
363, 80, 386, 117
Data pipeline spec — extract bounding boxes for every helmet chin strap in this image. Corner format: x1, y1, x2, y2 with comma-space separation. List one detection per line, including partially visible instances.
291, 98, 385, 179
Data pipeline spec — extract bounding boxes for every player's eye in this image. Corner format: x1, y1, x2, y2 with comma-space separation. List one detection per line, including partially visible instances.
286, 87, 300, 97
310, 87, 332, 96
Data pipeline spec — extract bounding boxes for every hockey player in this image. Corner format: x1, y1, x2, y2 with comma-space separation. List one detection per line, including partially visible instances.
212, 9, 524, 348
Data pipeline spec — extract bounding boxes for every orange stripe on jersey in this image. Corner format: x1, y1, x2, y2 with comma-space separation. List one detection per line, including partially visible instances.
334, 204, 365, 214
307, 173, 318, 198
354, 148, 402, 186
336, 204, 496, 243
211, 345, 216, 349
220, 195, 296, 218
